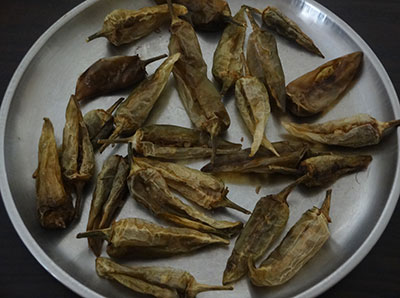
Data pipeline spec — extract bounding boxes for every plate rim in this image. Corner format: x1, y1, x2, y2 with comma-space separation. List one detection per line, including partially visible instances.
0, 0, 399, 297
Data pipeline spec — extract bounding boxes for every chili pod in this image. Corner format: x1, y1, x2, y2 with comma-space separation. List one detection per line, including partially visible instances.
259, 6, 324, 58
99, 124, 241, 160
155, 0, 237, 31
34, 118, 74, 229
222, 178, 305, 285
76, 218, 229, 258
249, 190, 332, 286
83, 97, 123, 149
286, 52, 363, 116
235, 54, 278, 156
283, 113, 399, 147
75, 54, 167, 102
128, 168, 243, 237
133, 156, 249, 214
212, 6, 247, 95
246, 8, 286, 111
86, 155, 129, 256
201, 141, 308, 174
96, 257, 233, 298
61, 96, 95, 217
99, 53, 181, 153
87, 4, 188, 46
300, 154, 372, 187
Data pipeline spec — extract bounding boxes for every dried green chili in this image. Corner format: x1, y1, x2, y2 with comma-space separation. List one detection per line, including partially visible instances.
299, 154, 372, 187
61, 96, 95, 217
75, 54, 167, 102
223, 178, 305, 284
87, 4, 188, 45
246, 8, 286, 111
286, 52, 363, 116
235, 54, 278, 156
202, 141, 308, 174
77, 218, 229, 258
212, 7, 247, 95
99, 124, 241, 160
283, 113, 400, 147
133, 156, 249, 214
34, 118, 74, 229
86, 155, 129, 256
99, 53, 181, 153
249, 190, 332, 286
96, 257, 233, 298
128, 168, 243, 237
257, 6, 324, 58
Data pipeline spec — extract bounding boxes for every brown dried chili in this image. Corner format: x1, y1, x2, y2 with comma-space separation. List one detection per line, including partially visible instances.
34, 118, 74, 229
76, 217, 229, 258
222, 177, 306, 285
235, 54, 278, 156
86, 155, 129, 256
96, 257, 233, 298
249, 190, 332, 286
283, 113, 400, 148
155, 0, 237, 31
61, 96, 95, 218
87, 4, 188, 46
299, 154, 372, 187
99, 124, 241, 160
83, 97, 123, 150
257, 6, 324, 58
286, 52, 363, 116
201, 141, 309, 175
212, 6, 247, 96
75, 54, 167, 102
128, 168, 243, 237
99, 53, 181, 153
132, 156, 249, 214
246, 8, 286, 111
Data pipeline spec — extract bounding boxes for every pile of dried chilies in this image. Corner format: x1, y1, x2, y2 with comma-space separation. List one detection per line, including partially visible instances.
32, 0, 400, 297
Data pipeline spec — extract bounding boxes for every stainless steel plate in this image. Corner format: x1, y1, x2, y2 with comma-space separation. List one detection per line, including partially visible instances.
1, 0, 399, 297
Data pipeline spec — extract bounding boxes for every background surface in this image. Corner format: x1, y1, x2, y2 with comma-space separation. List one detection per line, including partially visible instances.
0, 0, 399, 297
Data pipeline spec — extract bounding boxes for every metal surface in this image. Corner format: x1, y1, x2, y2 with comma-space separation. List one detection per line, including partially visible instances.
0, 0, 399, 297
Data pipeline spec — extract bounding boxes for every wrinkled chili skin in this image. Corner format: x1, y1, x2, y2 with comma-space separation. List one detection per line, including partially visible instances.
248, 190, 332, 287
88, 4, 188, 46
286, 52, 363, 116
155, 0, 233, 31
262, 6, 324, 58
75, 54, 167, 102
35, 118, 74, 229
299, 154, 372, 187
222, 182, 300, 284
212, 7, 247, 95
77, 218, 229, 259
96, 257, 233, 298
246, 9, 286, 111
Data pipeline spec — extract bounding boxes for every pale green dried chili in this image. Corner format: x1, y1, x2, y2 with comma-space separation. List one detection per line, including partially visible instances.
61, 95, 95, 217
77, 218, 229, 258
86, 155, 129, 256
249, 190, 332, 286
87, 4, 188, 45
99, 53, 181, 153
128, 167, 243, 237
96, 257, 233, 298
34, 118, 75, 229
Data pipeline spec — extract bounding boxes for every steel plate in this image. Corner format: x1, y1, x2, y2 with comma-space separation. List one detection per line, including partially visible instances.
1, 0, 399, 297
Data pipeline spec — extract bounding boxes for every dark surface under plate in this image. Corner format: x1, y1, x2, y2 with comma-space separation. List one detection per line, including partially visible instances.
0, 0, 399, 297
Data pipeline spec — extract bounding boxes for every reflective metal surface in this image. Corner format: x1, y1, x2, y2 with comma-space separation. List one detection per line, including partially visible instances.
0, 0, 399, 297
